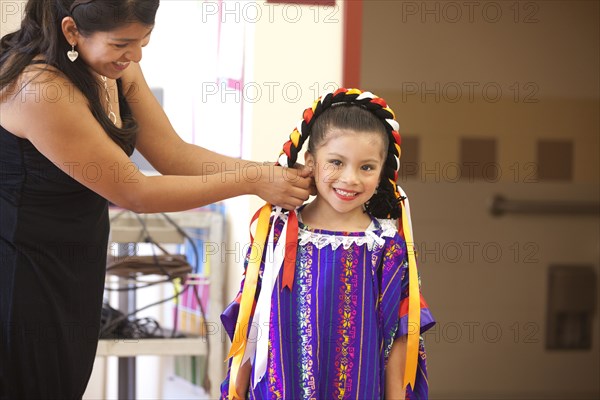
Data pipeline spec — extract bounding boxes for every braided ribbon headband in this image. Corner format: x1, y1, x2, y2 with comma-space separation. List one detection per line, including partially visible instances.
226, 88, 421, 398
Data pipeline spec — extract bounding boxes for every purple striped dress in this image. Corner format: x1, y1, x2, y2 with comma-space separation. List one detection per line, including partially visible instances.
221, 212, 435, 399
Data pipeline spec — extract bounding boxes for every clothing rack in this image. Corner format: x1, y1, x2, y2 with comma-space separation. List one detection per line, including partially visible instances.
98, 208, 225, 399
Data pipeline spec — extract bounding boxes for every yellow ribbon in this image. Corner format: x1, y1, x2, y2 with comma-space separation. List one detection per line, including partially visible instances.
400, 200, 420, 391
290, 129, 300, 147
312, 99, 319, 111
227, 203, 272, 400
384, 106, 396, 119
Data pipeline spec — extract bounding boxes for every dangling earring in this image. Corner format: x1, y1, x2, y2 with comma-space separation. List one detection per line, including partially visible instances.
67, 43, 79, 62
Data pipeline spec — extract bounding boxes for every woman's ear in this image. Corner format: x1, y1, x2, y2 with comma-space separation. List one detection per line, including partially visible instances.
61, 16, 80, 45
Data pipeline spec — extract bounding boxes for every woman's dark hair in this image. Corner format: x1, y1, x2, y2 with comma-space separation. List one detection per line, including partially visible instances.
0, 0, 160, 154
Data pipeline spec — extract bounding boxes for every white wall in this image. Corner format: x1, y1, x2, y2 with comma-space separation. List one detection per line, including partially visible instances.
228, 0, 344, 295
134, 0, 345, 304
131, 0, 345, 395
1, 0, 344, 398
246, 0, 344, 162
0, 0, 344, 296
0, 0, 26, 37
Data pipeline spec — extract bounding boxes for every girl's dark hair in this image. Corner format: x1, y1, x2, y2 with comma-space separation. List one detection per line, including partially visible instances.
0, 0, 160, 154
280, 90, 403, 219
308, 105, 397, 219
308, 104, 389, 155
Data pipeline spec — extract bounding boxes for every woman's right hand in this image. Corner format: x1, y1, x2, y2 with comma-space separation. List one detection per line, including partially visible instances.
253, 164, 312, 210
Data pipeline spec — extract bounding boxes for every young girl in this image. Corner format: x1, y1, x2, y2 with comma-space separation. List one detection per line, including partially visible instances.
221, 89, 435, 399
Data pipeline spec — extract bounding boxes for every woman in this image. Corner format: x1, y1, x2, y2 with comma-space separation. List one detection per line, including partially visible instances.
0, 0, 311, 398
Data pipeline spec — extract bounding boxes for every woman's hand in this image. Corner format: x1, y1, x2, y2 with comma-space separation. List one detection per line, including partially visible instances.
253, 164, 313, 210
294, 162, 317, 196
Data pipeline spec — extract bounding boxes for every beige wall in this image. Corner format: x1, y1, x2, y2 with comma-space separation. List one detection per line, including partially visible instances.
361, 1, 599, 398
362, 0, 599, 183
362, 0, 599, 99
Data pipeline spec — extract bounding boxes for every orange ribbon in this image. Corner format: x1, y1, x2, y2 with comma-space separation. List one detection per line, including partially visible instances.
400, 199, 420, 391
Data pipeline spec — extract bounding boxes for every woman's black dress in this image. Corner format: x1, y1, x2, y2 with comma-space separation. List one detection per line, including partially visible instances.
0, 76, 134, 398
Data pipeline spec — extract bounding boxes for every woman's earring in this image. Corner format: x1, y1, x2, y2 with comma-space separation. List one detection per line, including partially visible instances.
67, 44, 79, 62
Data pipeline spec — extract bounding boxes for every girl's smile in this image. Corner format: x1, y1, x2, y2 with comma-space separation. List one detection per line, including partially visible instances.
303, 128, 385, 229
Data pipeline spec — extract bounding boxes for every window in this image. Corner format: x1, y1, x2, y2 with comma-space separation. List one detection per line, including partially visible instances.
460, 138, 498, 181
537, 140, 573, 181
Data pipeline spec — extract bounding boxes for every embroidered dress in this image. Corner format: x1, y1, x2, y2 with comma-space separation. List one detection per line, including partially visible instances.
221, 211, 435, 399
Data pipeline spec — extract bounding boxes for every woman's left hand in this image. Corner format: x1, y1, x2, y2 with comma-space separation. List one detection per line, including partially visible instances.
293, 162, 316, 196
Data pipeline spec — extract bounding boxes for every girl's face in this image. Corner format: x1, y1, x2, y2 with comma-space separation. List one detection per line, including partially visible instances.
305, 129, 386, 220
75, 23, 153, 79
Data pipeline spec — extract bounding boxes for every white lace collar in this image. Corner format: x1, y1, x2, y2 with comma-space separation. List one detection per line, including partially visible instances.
295, 212, 398, 251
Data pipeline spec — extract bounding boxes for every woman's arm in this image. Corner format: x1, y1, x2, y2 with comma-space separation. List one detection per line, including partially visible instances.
9, 72, 310, 213
120, 62, 272, 176
386, 335, 408, 400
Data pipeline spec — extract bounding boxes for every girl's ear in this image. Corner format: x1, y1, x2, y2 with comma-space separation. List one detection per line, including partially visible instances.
303, 151, 316, 177
304, 151, 315, 169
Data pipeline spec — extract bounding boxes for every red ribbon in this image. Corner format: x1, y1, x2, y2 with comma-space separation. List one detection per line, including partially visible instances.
281, 210, 298, 291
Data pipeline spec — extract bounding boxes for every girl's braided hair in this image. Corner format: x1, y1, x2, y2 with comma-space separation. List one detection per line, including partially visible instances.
277, 88, 403, 219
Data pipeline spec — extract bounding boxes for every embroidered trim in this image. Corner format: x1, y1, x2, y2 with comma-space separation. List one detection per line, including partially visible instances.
297, 219, 398, 251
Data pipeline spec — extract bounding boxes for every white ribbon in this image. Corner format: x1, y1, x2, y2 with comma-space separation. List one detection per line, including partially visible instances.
397, 186, 414, 235
356, 91, 375, 100
386, 118, 400, 132
365, 229, 386, 248
243, 208, 280, 366
251, 208, 288, 386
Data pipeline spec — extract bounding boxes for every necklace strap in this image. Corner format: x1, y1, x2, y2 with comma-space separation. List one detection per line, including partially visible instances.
100, 75, 118, 125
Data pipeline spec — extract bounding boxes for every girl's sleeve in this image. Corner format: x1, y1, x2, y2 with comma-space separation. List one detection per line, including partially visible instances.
379, 231, 436, 400
379, 234, 435, 341
395, 260, 436, 338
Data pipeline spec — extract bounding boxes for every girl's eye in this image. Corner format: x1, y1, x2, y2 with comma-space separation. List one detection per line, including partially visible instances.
113, 43, 128, 49
361, 165, 375, 171
329, 160, 342, 167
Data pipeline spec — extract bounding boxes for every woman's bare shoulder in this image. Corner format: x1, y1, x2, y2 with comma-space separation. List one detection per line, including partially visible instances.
0, 63, 89, 138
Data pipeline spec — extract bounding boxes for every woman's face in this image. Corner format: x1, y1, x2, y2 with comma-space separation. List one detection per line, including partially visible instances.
76, 22, 153, 79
